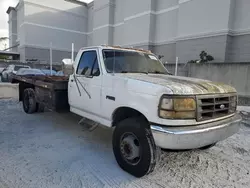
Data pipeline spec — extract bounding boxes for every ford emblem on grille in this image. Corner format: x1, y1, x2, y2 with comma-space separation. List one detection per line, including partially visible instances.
220, 104, 225, 109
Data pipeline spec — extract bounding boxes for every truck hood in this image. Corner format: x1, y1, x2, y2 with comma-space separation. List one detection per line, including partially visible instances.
120, 74, 236, 95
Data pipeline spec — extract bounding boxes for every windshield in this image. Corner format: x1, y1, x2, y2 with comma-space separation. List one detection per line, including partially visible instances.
102, 50, 170, 74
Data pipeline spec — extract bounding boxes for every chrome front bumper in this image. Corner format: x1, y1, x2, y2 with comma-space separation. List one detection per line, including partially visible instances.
150, 114, 242, 150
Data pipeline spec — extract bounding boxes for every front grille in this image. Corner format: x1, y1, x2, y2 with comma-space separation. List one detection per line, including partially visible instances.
196, 94, 237, 121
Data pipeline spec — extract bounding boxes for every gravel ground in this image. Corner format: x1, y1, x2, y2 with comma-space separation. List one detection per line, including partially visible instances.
0, 99, 250, 188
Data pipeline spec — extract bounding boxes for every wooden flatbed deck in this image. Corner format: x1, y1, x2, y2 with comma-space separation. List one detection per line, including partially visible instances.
12, 75, 70, 112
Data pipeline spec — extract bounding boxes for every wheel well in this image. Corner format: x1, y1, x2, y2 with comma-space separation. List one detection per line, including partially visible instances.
14, 81, 34, 101
112, 107, 148, 127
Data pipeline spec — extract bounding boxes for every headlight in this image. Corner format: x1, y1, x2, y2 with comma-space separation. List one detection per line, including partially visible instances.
159, 96, 196, 119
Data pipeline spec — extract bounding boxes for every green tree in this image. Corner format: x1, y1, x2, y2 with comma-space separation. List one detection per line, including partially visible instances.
0, 37, 9, 50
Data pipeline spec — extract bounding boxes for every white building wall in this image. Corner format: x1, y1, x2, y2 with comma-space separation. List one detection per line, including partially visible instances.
87, 3, 94, 46
8, 0, 250, 63
113, 0, 154, 47
87, 3, 94, 33
226, 0, 250, 62
123, 0, 151, 17
154, 6, 178, 44
177, 0, 232, 38
22, 0, 88, 52
24, 0, 87, 17
8, 9, 18, 51
123, 14, 152, 46
232, 0, 250, 31
155, 0, 178, 11
24, 3, 87, 33
113, 0, 124, 45
16, 1, 25, 44
15, 0, 89, 62
92, 0, 115, 45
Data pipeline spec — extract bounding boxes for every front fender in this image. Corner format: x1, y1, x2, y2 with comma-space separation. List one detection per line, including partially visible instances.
116, 92, 159, 123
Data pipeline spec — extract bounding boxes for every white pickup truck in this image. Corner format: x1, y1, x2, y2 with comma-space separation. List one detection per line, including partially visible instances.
12, 46, 242, 177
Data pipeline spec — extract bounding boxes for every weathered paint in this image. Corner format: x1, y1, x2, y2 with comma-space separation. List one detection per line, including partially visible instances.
119, 74, 237, 95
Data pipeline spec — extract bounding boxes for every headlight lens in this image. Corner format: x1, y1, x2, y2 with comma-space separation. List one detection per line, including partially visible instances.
159, 96, 196, 119
173, 98, 196, 111
161, 98, 173, 110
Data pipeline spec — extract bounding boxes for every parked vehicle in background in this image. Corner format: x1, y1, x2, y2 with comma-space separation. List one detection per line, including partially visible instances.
1, 64, 31, 82
56, 71, 64, 76
16, 68, 45, 76
12, 46, 242, 177
40, 69, 57, 75
0, 67, 5, 75
0, 68, 5, 81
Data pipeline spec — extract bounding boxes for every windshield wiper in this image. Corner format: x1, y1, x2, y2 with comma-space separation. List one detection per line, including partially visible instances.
148, 71, 172, 75
149, 71, 162, 74
120, 71, 148, 74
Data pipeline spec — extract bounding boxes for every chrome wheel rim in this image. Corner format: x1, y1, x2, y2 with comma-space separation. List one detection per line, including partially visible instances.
120, 132, 141, 165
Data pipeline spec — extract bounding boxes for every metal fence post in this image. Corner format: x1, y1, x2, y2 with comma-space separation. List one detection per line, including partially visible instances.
175, 57, 179, 76
50, 42, 53, 75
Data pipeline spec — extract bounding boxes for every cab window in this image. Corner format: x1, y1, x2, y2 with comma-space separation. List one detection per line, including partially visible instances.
76, 51, 100, 77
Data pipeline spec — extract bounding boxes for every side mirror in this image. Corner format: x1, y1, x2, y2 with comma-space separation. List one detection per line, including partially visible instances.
62, 59, 74, 76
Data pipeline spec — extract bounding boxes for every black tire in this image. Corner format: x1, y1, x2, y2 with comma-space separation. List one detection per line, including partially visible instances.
5, 74, 9, 82
112, 117, 157, 177
23, 88, 37, 114
199, 143, 216, 150
1, 75, 6, 82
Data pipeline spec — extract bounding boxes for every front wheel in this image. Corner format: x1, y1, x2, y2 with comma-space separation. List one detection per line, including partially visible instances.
112, 117, 157, 177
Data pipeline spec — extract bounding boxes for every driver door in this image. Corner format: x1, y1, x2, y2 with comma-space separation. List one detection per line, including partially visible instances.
68, 50, 102, 116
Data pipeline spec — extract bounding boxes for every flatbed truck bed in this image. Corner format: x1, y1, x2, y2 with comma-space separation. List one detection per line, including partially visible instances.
12, 75, 70, 112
